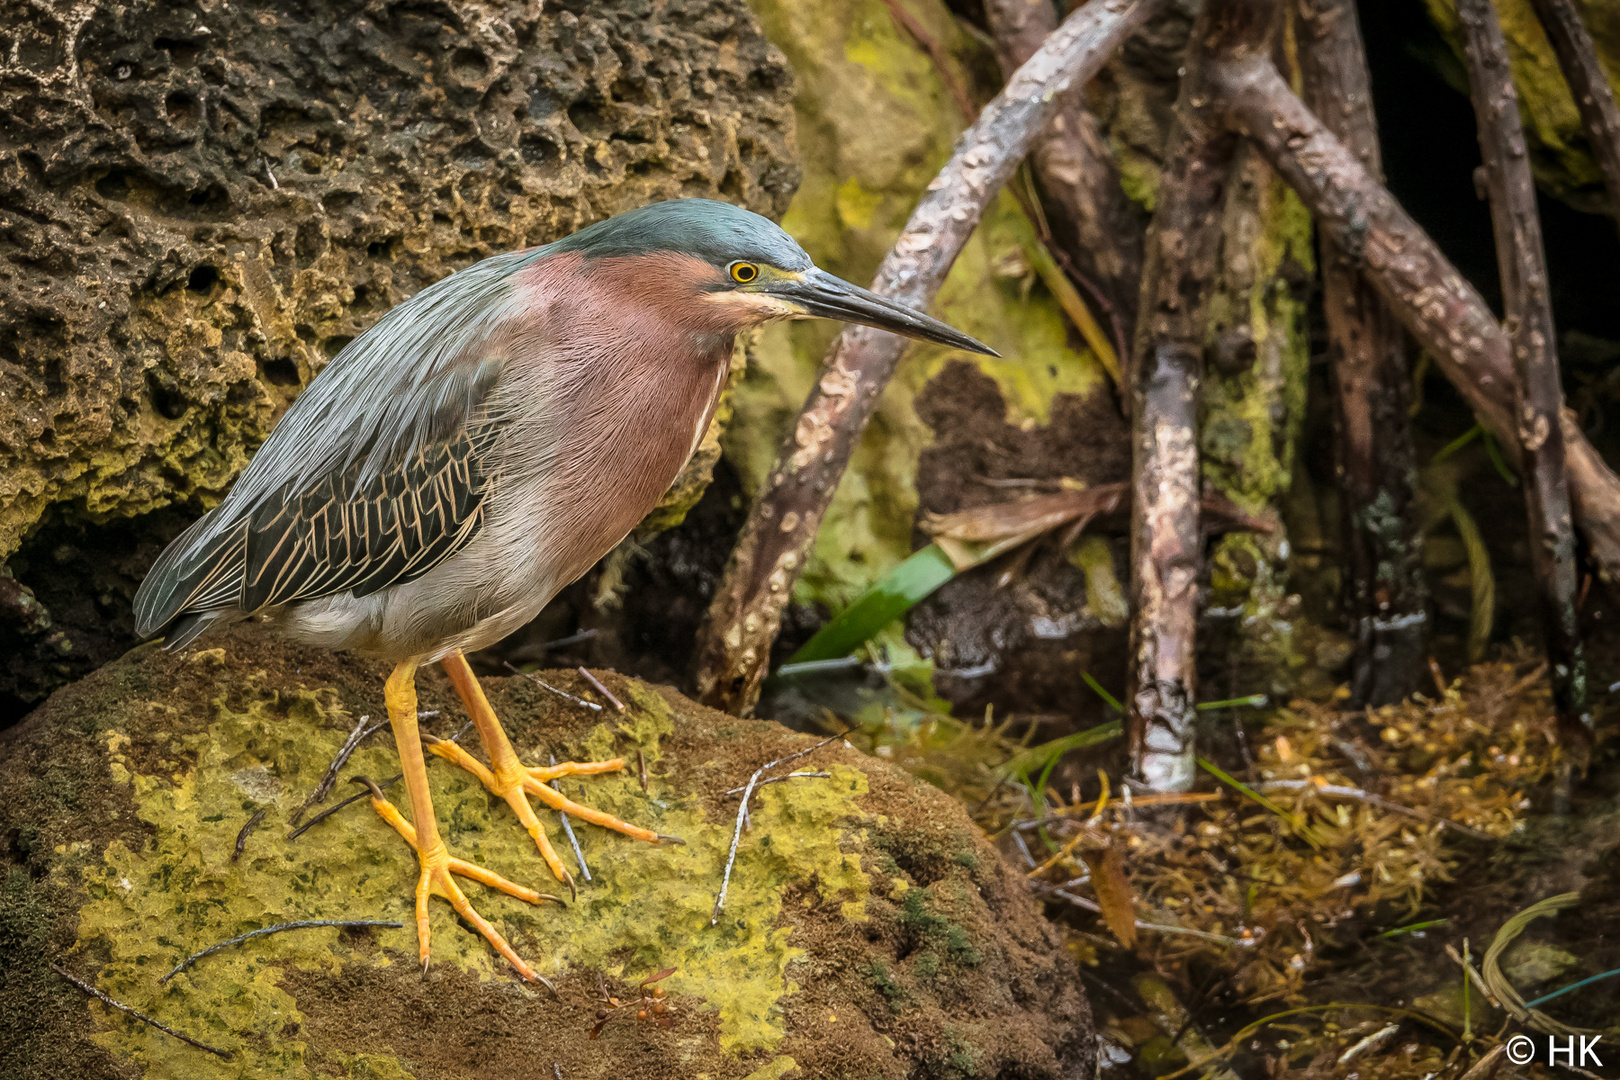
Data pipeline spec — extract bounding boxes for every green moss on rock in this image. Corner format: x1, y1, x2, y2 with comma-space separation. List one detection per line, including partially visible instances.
0, 628, 1091, 1079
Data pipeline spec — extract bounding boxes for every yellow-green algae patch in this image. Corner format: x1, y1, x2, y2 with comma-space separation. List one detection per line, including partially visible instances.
72, 662, 869, 1076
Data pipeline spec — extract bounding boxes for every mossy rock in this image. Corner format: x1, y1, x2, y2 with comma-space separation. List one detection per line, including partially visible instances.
0, 627, 1091, 1079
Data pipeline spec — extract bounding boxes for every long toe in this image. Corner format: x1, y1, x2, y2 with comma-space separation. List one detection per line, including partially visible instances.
419, 846, 553, 989
369, 783, 554, 985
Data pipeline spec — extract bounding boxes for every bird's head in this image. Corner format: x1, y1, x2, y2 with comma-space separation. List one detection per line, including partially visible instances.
550, 198, 997, 356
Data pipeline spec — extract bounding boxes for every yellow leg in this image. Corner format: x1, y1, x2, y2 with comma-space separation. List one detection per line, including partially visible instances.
434, 652, 676, 895
372, 660, 562, 987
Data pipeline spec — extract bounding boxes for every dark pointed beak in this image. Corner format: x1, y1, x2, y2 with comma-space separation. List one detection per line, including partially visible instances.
769, 268, 999, 357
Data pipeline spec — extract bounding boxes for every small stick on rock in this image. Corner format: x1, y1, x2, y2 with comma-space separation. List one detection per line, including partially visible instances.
711, 734, 845, 925
637, 748, 648, 794
232, 808, 266, 862
550, 753, 591, 883
286, 723, 468, 841
161, 919, 403, 983
722, 772, 831, 796
292, 714, 387, 826
577, 667, 625, 712
504, 661, 602, 711
51, 962, 232, 1058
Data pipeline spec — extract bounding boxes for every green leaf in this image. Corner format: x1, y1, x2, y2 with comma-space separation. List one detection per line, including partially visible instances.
787, 543, 958, 664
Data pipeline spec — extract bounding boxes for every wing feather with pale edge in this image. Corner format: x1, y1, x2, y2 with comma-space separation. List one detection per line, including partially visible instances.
133, 247, 532, 642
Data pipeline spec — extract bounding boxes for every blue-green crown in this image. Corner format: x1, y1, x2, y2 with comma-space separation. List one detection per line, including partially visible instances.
546, 198, 812, 271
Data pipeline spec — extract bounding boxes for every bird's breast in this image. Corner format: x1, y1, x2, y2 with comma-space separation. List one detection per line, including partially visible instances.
493, 335, 732, 597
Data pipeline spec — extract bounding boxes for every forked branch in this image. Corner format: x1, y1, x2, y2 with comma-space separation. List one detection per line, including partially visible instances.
693, 0, 1168, 714
1210, 39, 1620, 589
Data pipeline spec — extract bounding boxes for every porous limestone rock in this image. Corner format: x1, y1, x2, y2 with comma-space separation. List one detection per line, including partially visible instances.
0, 0, 799, 707
0, 626, 1093, 1079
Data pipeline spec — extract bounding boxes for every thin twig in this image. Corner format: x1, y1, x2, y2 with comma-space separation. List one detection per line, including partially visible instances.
288, 775, 400, 840
710, 735, 844, 925
1047, 893, 1247, 947
504, 661, 602, 711
286, 721, 471, 841
879, 0, 976, 122
576, 667, 625, 712
161, 920, 403, 983
51, 962, 232, 1058
637, 748, 648, 793
722, 771, 832, 795
292, 714, 386, 826
232, 808, 266, 862
550, 753, 591, 883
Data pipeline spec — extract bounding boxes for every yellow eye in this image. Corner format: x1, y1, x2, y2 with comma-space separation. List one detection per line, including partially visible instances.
729, 262, 759, 284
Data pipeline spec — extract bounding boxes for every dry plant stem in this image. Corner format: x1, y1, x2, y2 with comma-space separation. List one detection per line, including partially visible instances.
1299, 0, 1428, 706
576, 667, 625, 712
1457, 0, 1588, 747
1126, 0, 1256, 792
692, 0, 1166, 715
1210, 48, 1620, 589
51, 962, 232, 1058
1528, 0, 1620, 231
161, 919, 403, 983
710, 734, 842, 924
292, 713, 387, 825
984, 0, 1145, 348
232, 807, 266, 862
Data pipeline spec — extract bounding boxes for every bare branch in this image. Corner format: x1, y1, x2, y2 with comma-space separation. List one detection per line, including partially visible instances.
1458, 0, 1589, 751
1528, 0, 1620, 233
692, 0, 1169, 715
1299, 0, 1429, 706
985, 0, 1145, 350
1125, 0, 1272, 791
1211, 50, 1620, 588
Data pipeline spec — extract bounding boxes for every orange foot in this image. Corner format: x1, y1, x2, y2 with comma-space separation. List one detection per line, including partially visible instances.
437, 653, 681, 897
364, 778, 565, 989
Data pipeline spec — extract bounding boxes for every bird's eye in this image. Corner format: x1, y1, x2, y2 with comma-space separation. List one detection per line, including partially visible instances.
729, 262, 759, 284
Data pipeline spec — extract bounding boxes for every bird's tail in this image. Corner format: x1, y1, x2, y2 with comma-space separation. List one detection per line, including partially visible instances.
133, 508, 250, 646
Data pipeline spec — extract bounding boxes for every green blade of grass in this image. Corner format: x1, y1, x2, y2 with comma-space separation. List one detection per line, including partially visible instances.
997, 721, 1123, 779
1197, 757, 1322, 849
1081, 672, 1124, 713
1376, 918, 1449, 939
1196, 695, 1268, 711
787, 543, 958, 665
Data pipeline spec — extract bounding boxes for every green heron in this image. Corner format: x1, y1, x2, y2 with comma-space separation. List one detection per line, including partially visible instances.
133, 198, 994, 983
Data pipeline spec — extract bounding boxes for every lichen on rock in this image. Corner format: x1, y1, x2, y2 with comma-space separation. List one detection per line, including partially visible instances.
0, 627, 1091, 1078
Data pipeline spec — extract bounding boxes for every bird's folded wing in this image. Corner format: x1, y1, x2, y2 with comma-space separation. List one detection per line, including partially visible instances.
134, 248, 535, 639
